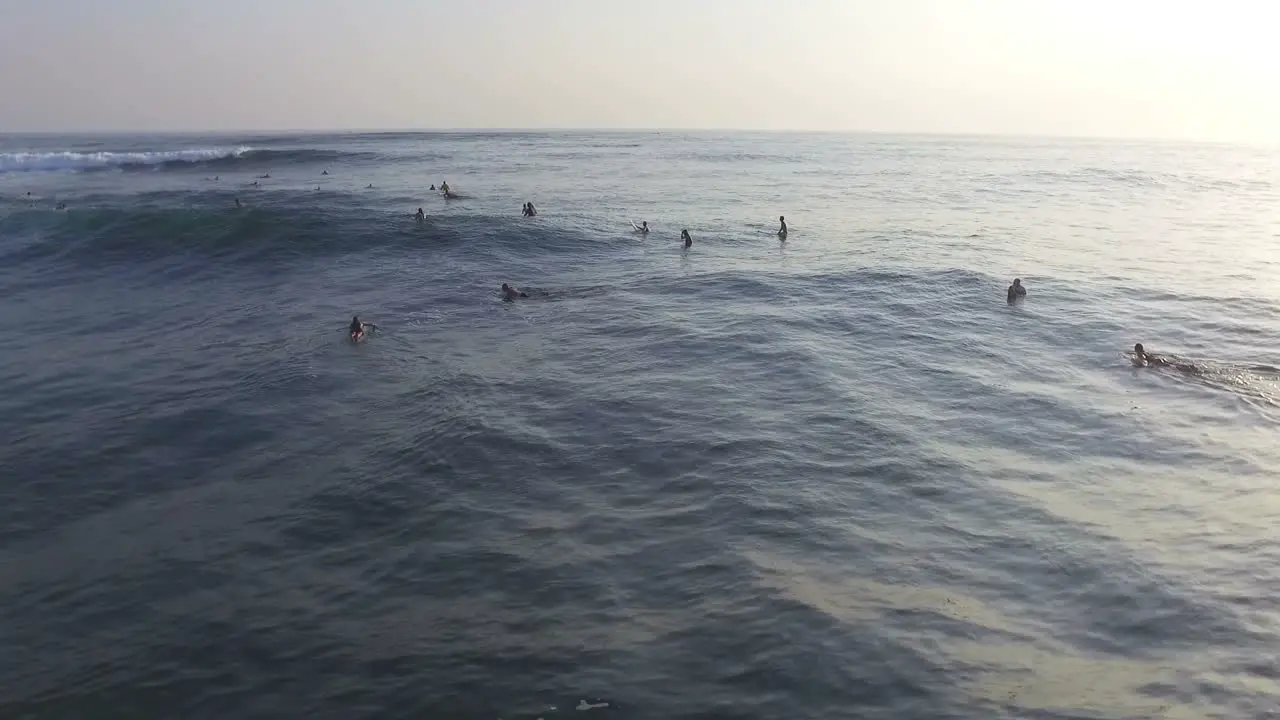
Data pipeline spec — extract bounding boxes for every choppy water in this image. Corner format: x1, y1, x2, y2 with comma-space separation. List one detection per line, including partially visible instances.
1, 131, 1279, 720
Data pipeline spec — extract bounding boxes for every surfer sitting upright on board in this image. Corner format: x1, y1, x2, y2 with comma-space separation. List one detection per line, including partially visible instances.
1007, 278, 1026, 302
349, 316, 378, 339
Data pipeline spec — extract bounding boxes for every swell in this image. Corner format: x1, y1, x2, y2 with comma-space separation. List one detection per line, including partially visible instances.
0, 203, 611, 270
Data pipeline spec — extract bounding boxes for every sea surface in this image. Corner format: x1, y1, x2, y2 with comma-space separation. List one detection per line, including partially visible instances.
1, 131, 1278, 720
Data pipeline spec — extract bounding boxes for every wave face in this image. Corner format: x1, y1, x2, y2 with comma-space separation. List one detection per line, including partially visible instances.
0, 131, 1279, 720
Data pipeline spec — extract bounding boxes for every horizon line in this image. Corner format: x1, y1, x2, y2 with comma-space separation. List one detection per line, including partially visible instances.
0, 127, 1273, 149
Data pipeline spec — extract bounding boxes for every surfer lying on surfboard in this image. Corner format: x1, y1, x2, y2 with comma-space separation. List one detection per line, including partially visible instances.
501, 283, 528, 301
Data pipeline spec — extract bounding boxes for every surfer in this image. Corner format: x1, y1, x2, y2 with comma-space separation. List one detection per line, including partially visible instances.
681, 229, 692, 248
527, 202, 537, 216
637, 221, 649, 234
322, 170, 329, 175
258, 173, 270, 179
415, 207, 425, 222
56, 202, 66, 210
430, 184, 436, 191
778, 215, 788, 238
522, 203, 531, 216
1007, 278, 1026, 302
366, 184, 374, 189
440, 181, 451, 196
1131, 343, 1198, 372
235, 197, 242, 208
501, 283, 528, 300
349, 316, 377, 339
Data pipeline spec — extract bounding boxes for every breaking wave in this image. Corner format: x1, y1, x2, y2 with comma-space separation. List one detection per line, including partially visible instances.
0, 147, 252, 173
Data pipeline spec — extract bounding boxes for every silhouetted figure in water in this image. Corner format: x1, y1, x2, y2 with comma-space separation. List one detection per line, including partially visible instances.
681, 229, 692, 248
415, 208, 425, 222
778, 215, 788, 239
1007, 278, 1026, 303
235, 197, 242, 208
322, 170, 329, 175
501, 283, 528, 300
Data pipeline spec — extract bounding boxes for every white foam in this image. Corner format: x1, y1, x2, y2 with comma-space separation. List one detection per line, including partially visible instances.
0, 147, 251, 173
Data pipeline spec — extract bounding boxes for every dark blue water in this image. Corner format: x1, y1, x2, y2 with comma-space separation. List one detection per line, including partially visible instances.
2, 132, 1279, 719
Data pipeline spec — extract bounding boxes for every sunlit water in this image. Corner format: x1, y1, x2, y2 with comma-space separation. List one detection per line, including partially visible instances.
1, 132, 1278, 719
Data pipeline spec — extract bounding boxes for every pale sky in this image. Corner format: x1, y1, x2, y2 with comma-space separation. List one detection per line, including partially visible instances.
2, 0, 1278, 142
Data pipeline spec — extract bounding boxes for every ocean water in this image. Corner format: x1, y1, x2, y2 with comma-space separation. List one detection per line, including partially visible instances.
1, 131, 1278, 720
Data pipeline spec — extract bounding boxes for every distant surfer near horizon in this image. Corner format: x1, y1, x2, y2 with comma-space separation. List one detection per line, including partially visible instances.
681, 229, 692, 249
366, 183, 374, 189
501, 283, 528, 301
322, 170, 329, 175
1007, 278, 1026, 303
778, 215, 788, 239
258, 173, 270, 179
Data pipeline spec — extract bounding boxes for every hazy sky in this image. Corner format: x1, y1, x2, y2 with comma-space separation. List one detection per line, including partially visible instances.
2, 0, 1278, 141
